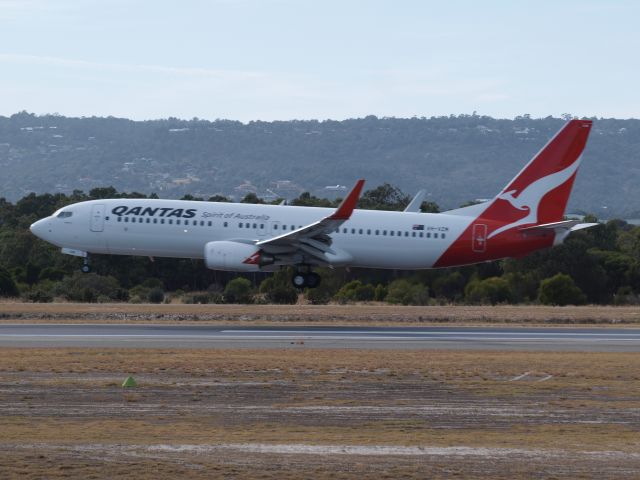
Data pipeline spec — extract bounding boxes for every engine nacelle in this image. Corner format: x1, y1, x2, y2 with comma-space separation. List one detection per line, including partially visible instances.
204, 241, 273, 272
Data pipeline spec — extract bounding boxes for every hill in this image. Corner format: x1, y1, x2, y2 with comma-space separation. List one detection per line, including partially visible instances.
1, 112, 638, 216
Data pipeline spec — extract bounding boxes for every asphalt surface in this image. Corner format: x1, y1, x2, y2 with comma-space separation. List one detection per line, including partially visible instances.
1, 324, 640, 351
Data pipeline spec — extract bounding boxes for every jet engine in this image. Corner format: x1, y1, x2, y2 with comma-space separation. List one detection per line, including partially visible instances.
204, 241, 274, 272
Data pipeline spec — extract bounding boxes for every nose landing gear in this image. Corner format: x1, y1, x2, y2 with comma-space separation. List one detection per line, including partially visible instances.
291, 271, 321, 289
81, 256, 91, 273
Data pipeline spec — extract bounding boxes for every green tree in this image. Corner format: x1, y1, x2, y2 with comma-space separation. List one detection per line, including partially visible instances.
334, 280, 375, 303
259, 270, 298, 304
385, 279, 430, 305
432, 271, 466, 301
224, 277, 254, 303
538, 273, 587, 306
358, 183, 410, 211
465, 277, 512, 305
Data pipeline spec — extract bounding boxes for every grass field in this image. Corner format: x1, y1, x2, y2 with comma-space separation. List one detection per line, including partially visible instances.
1, 347, 639, 479
1, 302, 639, 325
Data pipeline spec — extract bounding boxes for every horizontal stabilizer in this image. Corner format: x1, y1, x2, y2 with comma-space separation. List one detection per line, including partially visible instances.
519, 219, 599, 233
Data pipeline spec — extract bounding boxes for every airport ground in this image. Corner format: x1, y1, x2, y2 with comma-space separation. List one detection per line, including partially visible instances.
0, 304, 639, 478
1, 302, 639, 326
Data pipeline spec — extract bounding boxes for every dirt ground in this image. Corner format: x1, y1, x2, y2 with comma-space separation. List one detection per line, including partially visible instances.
1, 348, 639, 479
1, 302, 639, 325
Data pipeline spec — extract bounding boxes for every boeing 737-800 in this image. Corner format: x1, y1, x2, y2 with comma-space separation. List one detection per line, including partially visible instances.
30, 119, 596, 288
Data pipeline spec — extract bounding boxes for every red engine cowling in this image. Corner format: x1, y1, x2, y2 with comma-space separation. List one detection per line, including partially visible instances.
204, 241, 272, 272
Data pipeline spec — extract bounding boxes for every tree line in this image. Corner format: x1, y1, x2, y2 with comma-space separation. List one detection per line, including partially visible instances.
0, 185, 638, 306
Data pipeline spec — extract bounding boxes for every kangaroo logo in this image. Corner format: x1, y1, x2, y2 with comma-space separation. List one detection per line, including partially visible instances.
487, 157, 582, 239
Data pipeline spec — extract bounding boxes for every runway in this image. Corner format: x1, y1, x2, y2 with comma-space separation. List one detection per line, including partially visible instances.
1, 324, 640, 351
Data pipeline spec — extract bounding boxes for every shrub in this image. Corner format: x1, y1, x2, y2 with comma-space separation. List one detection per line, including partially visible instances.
465, 277, 512, 305
306, 287, 332, 305
374, 284, 387, 301
23, 287, 53, 303
224, 277, 254, 304
538, 273, 587, 306
147, 287, 165, 304
334, 281, 377, 303
431, 271, 466, 301
385, 279, 430, 305
52, 272, 123, 303
259, 275, 298, 304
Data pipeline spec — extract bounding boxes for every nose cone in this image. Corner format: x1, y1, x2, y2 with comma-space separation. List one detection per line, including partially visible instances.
30, 218, 49, 240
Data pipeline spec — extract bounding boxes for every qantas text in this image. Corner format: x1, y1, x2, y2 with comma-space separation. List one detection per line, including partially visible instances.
111, 206, 197, 218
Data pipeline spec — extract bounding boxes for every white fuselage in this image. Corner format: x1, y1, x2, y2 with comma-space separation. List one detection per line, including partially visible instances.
31, 199, 476, 270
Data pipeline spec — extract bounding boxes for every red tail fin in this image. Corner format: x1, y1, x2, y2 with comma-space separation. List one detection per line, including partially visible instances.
484, 119, 592, 238
434, 120, 592, 267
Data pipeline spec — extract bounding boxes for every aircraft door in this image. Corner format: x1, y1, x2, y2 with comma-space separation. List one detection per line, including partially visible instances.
472, 223, 487, 253
90, 204, 105, 232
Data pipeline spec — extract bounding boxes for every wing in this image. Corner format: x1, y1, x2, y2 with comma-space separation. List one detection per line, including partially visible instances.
255, 179, 365, 266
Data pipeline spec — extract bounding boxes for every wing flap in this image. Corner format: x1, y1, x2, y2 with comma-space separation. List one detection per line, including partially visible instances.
255, 179, 365, 265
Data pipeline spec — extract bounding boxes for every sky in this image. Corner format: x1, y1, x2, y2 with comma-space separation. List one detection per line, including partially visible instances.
0, 0, 638, 121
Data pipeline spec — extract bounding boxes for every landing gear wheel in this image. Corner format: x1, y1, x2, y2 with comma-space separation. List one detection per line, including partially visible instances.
305, 272, 321, 289
292, 273, 306, 289
81, 257, 91, 274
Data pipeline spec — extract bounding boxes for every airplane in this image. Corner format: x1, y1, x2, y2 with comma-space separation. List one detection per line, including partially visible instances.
30, 119, 596, 289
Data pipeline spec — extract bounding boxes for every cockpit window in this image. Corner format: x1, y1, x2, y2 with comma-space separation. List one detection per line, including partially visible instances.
57, 211, 73, 218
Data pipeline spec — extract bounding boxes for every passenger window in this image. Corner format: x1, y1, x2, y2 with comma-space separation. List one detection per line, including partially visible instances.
404, 232, 408, 237
161, 219, 165, 224
359, 229, 363, 234
427, 232, 431, 238
253, 223, 257, 229
117, 217, 122, 222
177, 220, 181, 225
434, 233, 438, 239
442, 233, 446, 239
375, 230, 379, 235
124, 217, 129, 223
153, 218, 157, 224
397, 231, 401, 236
390, 231, 394, 236
412, 232, 415, 237
169, 219, 173, 225
343, 228, 347, 234
351, 228, 355, 234
291, 226, 295, 231
367, 229, 371, 235
260, 224, 264, 229
274, 224, 278, 230
146, 218, 150, 223
383, 230, 387, 236
419, 232, 423, 238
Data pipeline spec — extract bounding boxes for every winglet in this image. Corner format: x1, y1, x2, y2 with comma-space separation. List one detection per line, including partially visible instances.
329, 179, 365, 220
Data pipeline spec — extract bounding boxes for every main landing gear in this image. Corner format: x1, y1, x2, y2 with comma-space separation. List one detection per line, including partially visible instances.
291, 270, 321, 289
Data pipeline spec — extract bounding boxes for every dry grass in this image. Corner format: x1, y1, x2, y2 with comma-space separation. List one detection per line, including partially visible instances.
1, 302, 639, 325
1, 347, 639, 479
